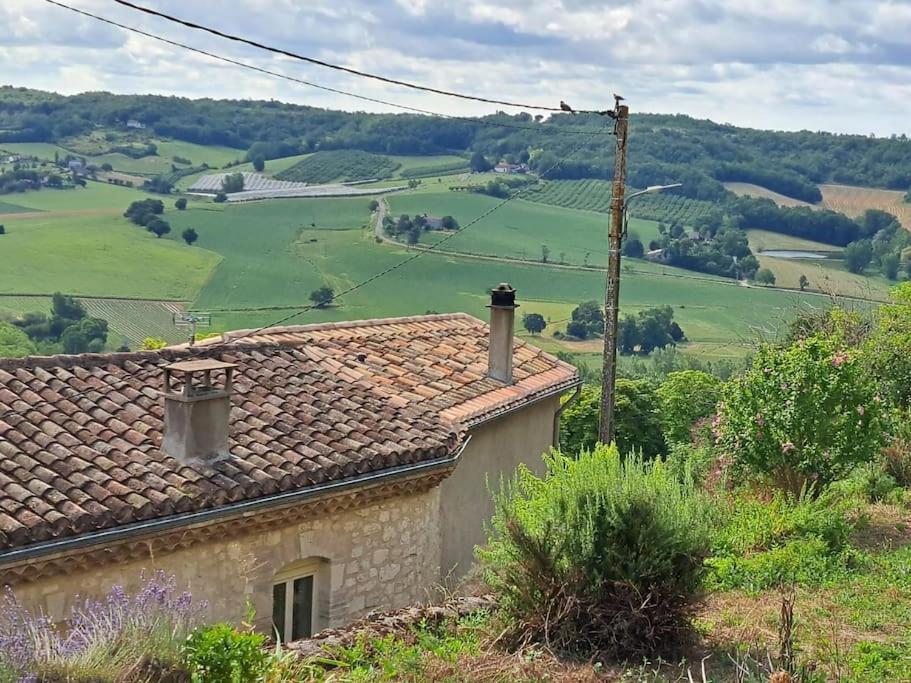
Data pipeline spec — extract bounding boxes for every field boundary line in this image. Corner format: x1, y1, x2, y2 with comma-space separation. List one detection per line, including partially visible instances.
0, 293, 190, 303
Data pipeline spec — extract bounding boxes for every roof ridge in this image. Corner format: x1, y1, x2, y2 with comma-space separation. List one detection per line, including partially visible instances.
0, 342, 283, 371
210, 312, 482, 344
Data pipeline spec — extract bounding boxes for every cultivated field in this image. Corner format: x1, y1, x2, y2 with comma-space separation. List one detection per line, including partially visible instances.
0, 188, 220, 299
819, 183, 911, 225
276, 150, 401, 184
1, 136, 243, 176
388, 191, 663, 265
723, 181, 816, 207
525, 179, 719, 225
0, 295, 188, 348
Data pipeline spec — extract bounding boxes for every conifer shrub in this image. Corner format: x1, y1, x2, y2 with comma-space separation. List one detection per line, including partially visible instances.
479, 444, 711, 659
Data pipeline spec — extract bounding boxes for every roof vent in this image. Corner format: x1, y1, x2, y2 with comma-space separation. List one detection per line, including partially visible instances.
161, 359, 236, 464
487, 283, 518, 384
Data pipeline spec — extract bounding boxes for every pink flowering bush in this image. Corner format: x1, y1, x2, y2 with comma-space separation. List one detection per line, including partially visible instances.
715, 335, 884, 495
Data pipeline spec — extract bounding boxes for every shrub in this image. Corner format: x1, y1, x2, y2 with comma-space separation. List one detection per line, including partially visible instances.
213, 192, 227, 203
715, 335, 884, 495
479, 444, 711, 659
865, 282, 911, 407
0, 572, 204, 681
175, 197, 187, 210
183, 623, 268, 683
559, 381, 665, 458
656, 370, 721, 444
706, 491, 858, 591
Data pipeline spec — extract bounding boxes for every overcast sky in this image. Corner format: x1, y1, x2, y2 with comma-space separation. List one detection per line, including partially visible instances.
2, 0, 910, 136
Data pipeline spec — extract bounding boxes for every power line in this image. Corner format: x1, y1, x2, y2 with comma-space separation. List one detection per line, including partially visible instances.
213, 130, 604, 350
112, 0, 589, 114
42, 0, 605, 137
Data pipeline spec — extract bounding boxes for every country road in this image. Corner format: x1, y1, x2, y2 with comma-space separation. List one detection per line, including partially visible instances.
372, 197, 389, 242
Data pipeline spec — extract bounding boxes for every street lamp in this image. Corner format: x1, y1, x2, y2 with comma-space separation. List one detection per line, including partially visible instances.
621, 183, 682, 236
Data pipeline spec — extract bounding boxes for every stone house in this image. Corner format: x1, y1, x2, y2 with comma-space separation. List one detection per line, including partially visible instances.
0, 286, 579, 640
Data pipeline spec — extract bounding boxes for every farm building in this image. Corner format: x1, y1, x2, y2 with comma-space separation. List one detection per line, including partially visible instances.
126, 119, 146, 129
0, 286, 579, 641
493, 162, 529, 174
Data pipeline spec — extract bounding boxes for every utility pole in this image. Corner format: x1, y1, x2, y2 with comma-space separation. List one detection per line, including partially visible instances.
599, 95, 629, 444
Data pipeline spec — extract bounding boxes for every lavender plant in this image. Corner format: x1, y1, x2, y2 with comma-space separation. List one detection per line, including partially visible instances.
0, 571, 206, 681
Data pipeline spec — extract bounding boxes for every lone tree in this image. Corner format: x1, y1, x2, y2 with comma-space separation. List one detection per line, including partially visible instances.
522, 312, 546, 335
799, 274, 809, 291
0, 225, 5, 235
844, 239, 873, 274
213, 192, 227, 203
469, 151, 491, 173
182, 228, 198, 245
175, 197, 187, 210
252, 155, 265, 172
541, 244, 550, 263
221, 172, 245, 194
146, 217, 171, 238
309, 286, 334, 308
441, 215, 458, 230
368, 199, 379, 211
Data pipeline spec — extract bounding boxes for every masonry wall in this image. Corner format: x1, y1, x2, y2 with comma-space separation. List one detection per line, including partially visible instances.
8, 488, 441, 633
439, 396, 561, 581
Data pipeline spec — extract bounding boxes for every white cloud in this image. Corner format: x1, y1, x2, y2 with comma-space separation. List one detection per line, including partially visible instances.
0, 1, 908, 135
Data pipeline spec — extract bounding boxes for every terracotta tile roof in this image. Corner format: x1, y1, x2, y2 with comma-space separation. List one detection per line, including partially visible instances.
204, 313, 580, 427
0, 345, 459, 553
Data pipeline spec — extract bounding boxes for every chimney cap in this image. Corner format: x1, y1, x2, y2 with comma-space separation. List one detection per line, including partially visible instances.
165, 358, 237, 374
488, 282, 518, 309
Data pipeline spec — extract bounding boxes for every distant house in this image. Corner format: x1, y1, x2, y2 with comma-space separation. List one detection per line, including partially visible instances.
126, 119, 146, 129
5, 155, 21, 164
646, 248, 667, 262
493, 162, 529, 174
67, 159, 86, 173
0, 289, 579, 640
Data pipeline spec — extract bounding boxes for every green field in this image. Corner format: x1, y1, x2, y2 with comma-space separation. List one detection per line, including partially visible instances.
276, 150, 401, 184
0, 173, 870, 359
2, 137, 243, 176
523, 179, 718, 225
747, 229, 891, 299
0, 208, 219, 299
388, 192, 662, 264
0, 200, 34, 214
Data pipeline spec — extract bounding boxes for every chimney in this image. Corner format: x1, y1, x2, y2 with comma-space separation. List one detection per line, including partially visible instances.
487, 283, 518, 383
161, 358, 236, 463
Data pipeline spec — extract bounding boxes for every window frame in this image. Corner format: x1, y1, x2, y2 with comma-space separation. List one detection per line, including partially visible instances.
272, 558, 325, 642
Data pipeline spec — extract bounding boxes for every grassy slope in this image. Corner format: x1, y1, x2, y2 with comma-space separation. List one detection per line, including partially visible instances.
0, 183, 219, 299
747, 229, 892, 299
388, 191, 662, 265
723, 181, 817, 207
2, 138, 243, 176
156, 195, 820, 355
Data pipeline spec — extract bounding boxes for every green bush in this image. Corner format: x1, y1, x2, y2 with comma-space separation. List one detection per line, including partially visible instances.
559, 381, 665, 458
716, 335, 884, 495
865, 283, 911, 407
183, 623, 268, 683
706, 491, 858, 591
656, 370, 721, 444
479, 444, 711, 658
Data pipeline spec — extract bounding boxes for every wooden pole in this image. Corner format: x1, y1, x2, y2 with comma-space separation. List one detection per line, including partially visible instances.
599, 99, 629, 444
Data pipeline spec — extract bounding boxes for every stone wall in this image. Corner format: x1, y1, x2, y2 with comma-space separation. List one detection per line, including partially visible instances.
8, 487, 441, 633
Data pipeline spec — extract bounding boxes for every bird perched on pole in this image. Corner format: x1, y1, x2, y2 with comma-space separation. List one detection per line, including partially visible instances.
560, 100, 574, 112
613, 93, 625, 101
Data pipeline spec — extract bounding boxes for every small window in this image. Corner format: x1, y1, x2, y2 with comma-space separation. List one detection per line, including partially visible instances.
272, 574, 315, 641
